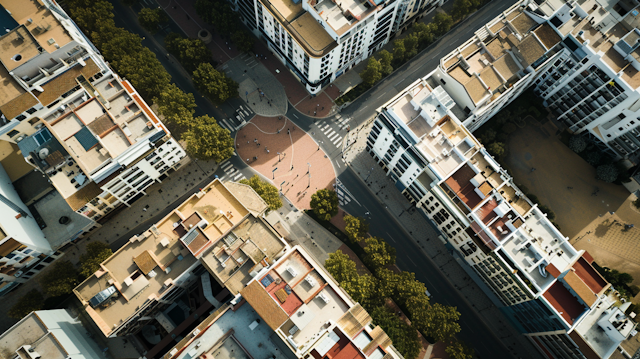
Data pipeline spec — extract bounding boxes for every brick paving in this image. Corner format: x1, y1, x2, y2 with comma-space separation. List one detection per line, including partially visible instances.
343, 120, 540, 359
293, 91, 334, 118
236, 116, 336, 209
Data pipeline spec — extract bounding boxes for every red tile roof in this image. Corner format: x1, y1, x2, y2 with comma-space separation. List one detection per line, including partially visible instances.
543, 282, 586, 325
573, 256, 608, 295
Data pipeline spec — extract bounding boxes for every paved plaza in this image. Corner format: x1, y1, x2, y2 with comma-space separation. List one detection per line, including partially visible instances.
236, 116, 336, 209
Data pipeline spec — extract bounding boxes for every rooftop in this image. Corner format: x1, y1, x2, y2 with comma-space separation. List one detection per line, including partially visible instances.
32, 190, 94, 249
309, 0, 378, 36
383, 82, 479, 179
543, 281, 588, 326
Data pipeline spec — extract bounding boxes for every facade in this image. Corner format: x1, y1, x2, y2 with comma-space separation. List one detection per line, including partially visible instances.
162, 246, 404, 359
0, 309, 105, 359
73, 179, 288, 340
365, 72, 636, 359
435, 0, 640, 162
232, 0, 444, 93
0, 0, 185, 226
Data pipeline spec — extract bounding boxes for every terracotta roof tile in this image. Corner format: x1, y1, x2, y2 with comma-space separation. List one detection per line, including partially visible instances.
0, 92, 38, 120
241, 280, 288, 330
36, 58, 100, 106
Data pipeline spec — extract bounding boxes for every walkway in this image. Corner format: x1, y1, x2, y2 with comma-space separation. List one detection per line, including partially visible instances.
236, 116, 336, 209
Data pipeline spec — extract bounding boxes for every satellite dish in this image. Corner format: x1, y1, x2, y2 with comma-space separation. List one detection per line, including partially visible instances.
38, 148, 49, 159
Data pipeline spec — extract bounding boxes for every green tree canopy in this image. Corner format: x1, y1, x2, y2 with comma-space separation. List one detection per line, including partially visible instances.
596, 164, 619, 183
379, 50, 394, 77
446, 340, 475, 359
165, 33, 214, 73
310, 189, 339, 221
361, 58, 382, 88
8, 289, 44, 319
364, 237, 396, 269
65, 0, 114, 34
324, 250, 376, 306
193, 63, 239, 103
371, 307, 422, 359
154, 83, 197, 133
434, 12, 453, 36
393, 39, 406, 64
569, 135, 587, 153
231, 30, 255, 52
414, 302, 461, 343
344, 214, 369, 243
184, 115, 234, 162
486, 142, 506, 158
138, 8, 168, 34
404, 34, 419, 59
196, 0, 241, 37
40, 261, 80, 297
80, 242, 113, 278
240, 175, 283, 211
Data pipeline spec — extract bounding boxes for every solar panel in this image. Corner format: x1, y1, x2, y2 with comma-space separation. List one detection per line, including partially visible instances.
74, 127, 99, 151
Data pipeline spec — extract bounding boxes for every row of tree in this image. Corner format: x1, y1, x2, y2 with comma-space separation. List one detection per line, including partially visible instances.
306, 192, 472, 359
195, 0, 255, 52
9, 242, 114, 319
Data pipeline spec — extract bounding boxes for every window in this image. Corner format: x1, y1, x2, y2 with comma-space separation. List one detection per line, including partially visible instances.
7, 130, 19, 138
26, 107, 37, 114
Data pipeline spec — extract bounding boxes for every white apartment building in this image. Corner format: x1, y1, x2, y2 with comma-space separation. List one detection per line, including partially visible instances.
232, 0, 443, 93
434, 0, 640, 162
365, 71, 635, 359
0, 0, 186, 225
0, 309, 105, 359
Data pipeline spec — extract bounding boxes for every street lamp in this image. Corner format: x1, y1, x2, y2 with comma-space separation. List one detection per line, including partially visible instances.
272, 167, 278, 179
280, 180, 286, 192
277, 152, 281, 162
365, 167, 374, 181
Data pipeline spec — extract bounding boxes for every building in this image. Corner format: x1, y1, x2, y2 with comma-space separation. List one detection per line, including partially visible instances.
73, 179, 288, 346
365, 70, 636, 359
434, 0, 640, 162
0, 0, 185, 229
0, 309, 105, 359
233, 0, 444, 94
161, 246, 404, 359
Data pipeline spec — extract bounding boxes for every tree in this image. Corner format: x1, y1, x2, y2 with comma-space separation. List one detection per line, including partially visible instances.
569, 135, 587, 153
138, 8, 168, 34
379, 50, 394, 77
344, 215, 369, 243
184, 115, 234, 162
502, 122, 517, 134
538, 205, 556, 221
165, 33, 214, 73
596, 164, 619, 183
154, 83, 197, 133
585, 151, 602, 166
325, 251, 376, 306
8, 290, 44, 319
193, 63, 239, 103
446, 340, 475, 359
232, 30, 255, 52
364, 237, 396, 269
360, 58, 382, 88
487, 142, 506, 158
393, 39, 406, 64
434, 12, 453, 36
80, 242, 113, 278
404, 34, 419, 59
310, 189, 339, 221
413, 23, 436, 48
240, 175, 283, 211
40, 261, 80, 297
478, 128, 496, 143
115, 48, 173, 100
452, 0, 474, 20
66, 0, 114, 34
394, 271, 427, 306
414, 302, 461, 343
371, 307, 422, 359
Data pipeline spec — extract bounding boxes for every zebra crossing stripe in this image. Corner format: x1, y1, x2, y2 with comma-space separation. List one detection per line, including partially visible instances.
325, 129, 336, 138
328, 132, 340, 141
233, 172, 244, 181
221, 119, 233, 131
332, 136, 343, 146
221, 161, 233, 170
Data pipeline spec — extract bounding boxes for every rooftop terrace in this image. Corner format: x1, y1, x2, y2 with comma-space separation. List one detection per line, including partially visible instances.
309, 0, 377, 36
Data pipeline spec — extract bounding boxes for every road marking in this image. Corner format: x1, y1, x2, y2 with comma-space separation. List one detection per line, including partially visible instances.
336, 162, 341, 168
407, 257, 417, 267
221, 161, 233, 170
386, 232, 396, 243
332, 136, 343, 146
328, 132, 340, 141
325, 129, 335, 138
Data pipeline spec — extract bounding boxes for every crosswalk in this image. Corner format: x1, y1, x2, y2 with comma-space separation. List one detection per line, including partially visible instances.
218, 105, 252, 132
219, 160, 246, 182
335, 179, 356, 207
316, 121, 344, 146
312, 114, 351, 148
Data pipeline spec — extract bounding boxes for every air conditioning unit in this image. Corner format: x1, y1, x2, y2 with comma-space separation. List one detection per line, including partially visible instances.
192, 328, 201, 337
15, 136, 25, 142
34, 123, 44, 130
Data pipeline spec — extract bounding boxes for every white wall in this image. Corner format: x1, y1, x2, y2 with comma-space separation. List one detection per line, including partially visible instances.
0, 164, 52, 255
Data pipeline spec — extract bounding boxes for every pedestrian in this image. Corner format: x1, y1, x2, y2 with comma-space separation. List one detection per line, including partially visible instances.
246, 158, 250, 162
317, 104, 319, 107
236, 143, 239, 148
247, 141, 249, 144
254, 138, 257, 143
267, 150, 270, 153
322, 106, 324, 110
277, 129, 280, 134
287, 129, 290, 135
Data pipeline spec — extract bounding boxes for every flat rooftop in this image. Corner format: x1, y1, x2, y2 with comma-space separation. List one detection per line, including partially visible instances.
241, 247, 353, 350
33, 190, 94, 249
259, 0, 337, 57
443, 10, 561, 106
383, 82, 479, 179
543, 281, 588, 326
309, 0, 376, 36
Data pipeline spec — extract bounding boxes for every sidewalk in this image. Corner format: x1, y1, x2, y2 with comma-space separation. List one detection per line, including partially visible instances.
342, 121, 540, 359
0, 157, 220, 333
